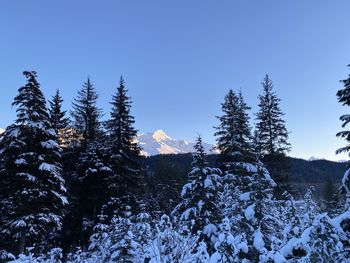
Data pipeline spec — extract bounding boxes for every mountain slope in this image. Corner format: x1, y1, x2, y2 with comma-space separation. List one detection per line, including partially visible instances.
137, 129, 216, 156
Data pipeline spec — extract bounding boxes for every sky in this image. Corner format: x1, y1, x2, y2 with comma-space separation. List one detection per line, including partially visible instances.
1, 1, 350, 161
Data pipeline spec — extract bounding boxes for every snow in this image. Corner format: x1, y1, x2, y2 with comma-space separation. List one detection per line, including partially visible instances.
152, 129, 172, 142
39, 163, 58, 174
18, 172, 36, 182
41, 139, 59, 149
253, 229, 265, 251
204, 178, 213, 188
137, 130, 217, 156
239, 192, 251, 201
203, 223, 217, 236
0, 128, 4, 134
244, 204, 255, 220
51, 190, 68, 205
15, 158, 27, 165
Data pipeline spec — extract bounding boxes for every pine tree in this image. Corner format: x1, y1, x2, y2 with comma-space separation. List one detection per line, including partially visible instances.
210, 217, 238, 262
132, 201, 152, 261
0, 71, 67, 254
255, 75, 291, 195
48, 89, 70, 147
214, 89, 253, 166
172, 136, 222, 253
73, 141, 113, 240
71, 77, 102, 148
336, 65, 350, 210
106, 206, 140, 263
255, 74, 290, 156
105, 76, 143, 196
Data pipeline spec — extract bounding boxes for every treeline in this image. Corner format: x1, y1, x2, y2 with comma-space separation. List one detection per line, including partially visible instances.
0, 70, 350, 262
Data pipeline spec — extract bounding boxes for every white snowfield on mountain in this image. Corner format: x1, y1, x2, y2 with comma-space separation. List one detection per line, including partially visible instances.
137, 129, 218, 156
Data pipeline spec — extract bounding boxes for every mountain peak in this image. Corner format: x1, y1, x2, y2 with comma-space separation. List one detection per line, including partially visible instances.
152, 129, 172, 142
138, 129, 216, 156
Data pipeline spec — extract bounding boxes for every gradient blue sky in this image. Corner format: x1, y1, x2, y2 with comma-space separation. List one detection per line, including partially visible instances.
1, 1, 350, 161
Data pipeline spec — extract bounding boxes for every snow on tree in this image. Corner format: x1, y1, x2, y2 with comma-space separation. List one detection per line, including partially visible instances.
255, 74, 291, 157
105, 76, 143, 196
132, 201, 153, 262
72, 140, 113, 240
104, 206, 141, 263
172, 136, 222, 253
301, 186, 319, 227
210, 217, 237, 263
48, 89, 70, 147
255, 75, 291, 197
214, 89, 253, 166
214, 88, 279, 260
336, 66, 350, 210
0, 71, 67, 254
149, 214, 198, 263
71, 77, 102, 148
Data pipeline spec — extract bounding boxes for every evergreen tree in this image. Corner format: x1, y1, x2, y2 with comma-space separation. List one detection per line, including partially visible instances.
0, 71, 67, 254
255, 74, 291, 195
73, 141, 113, 241
71, 77, 102, 148
106, 206, 140, 263
105, 76, 143, 196
210, 217, 238, 262
255, 74, 291, 156
214, 89, 253, 166
336, 65, 350, 209
172, 136, 222, 253
48, 89, 70, 147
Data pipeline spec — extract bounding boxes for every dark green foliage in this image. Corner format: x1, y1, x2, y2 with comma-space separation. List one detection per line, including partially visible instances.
0, 71, 67, 254
49, 89, 69, 135
255, 74, 291, 157
105, 76, 143, 196
255, 75, 291, 195
71, 77, 102, 148
48, 89, 70, 146
336, 65, 350, 155
214, 90, 253, 166
172, 137, 222, 253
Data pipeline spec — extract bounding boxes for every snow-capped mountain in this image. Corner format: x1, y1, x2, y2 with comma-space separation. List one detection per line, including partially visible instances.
0, 128, 4, 135
137, 129, 217, 156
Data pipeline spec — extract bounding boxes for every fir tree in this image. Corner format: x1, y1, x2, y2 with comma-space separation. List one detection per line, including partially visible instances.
71, 77, 102, 148
214, 89, 253, 166
255, 74, 291, 156
106, 206, 140, 263
73, 141, 113, 241
0, 71, 67, 254
48, 89, 70, 147
172, 136, 222, 253
255, 75, 291, 195
210, 217, 238, 262
336, 65, 350, 209
105, 76, 143, 196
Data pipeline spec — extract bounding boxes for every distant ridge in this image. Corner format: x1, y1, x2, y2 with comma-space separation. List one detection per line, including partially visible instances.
137, 129, 217, 156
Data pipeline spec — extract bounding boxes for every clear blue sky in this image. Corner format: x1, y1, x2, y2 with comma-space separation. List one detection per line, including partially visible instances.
1, 1, 350, 161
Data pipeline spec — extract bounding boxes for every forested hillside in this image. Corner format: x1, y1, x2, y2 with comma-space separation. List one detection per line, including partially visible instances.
144, 154, 346, 198
1, 71, 350, 263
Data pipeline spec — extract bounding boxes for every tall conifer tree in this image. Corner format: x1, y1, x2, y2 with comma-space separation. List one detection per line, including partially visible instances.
105, 76, 142, 196
336, 65, 350, 209
255, 75, 290, 156
0, 71, 67, 254
172, 136, 222, 253
214, 89, 253, 165
48, 89, 70, 146
71, 77, 102, 148
255, 75, 291, 195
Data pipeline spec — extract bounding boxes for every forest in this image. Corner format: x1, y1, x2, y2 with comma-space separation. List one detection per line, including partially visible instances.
1, 70, 350, 263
